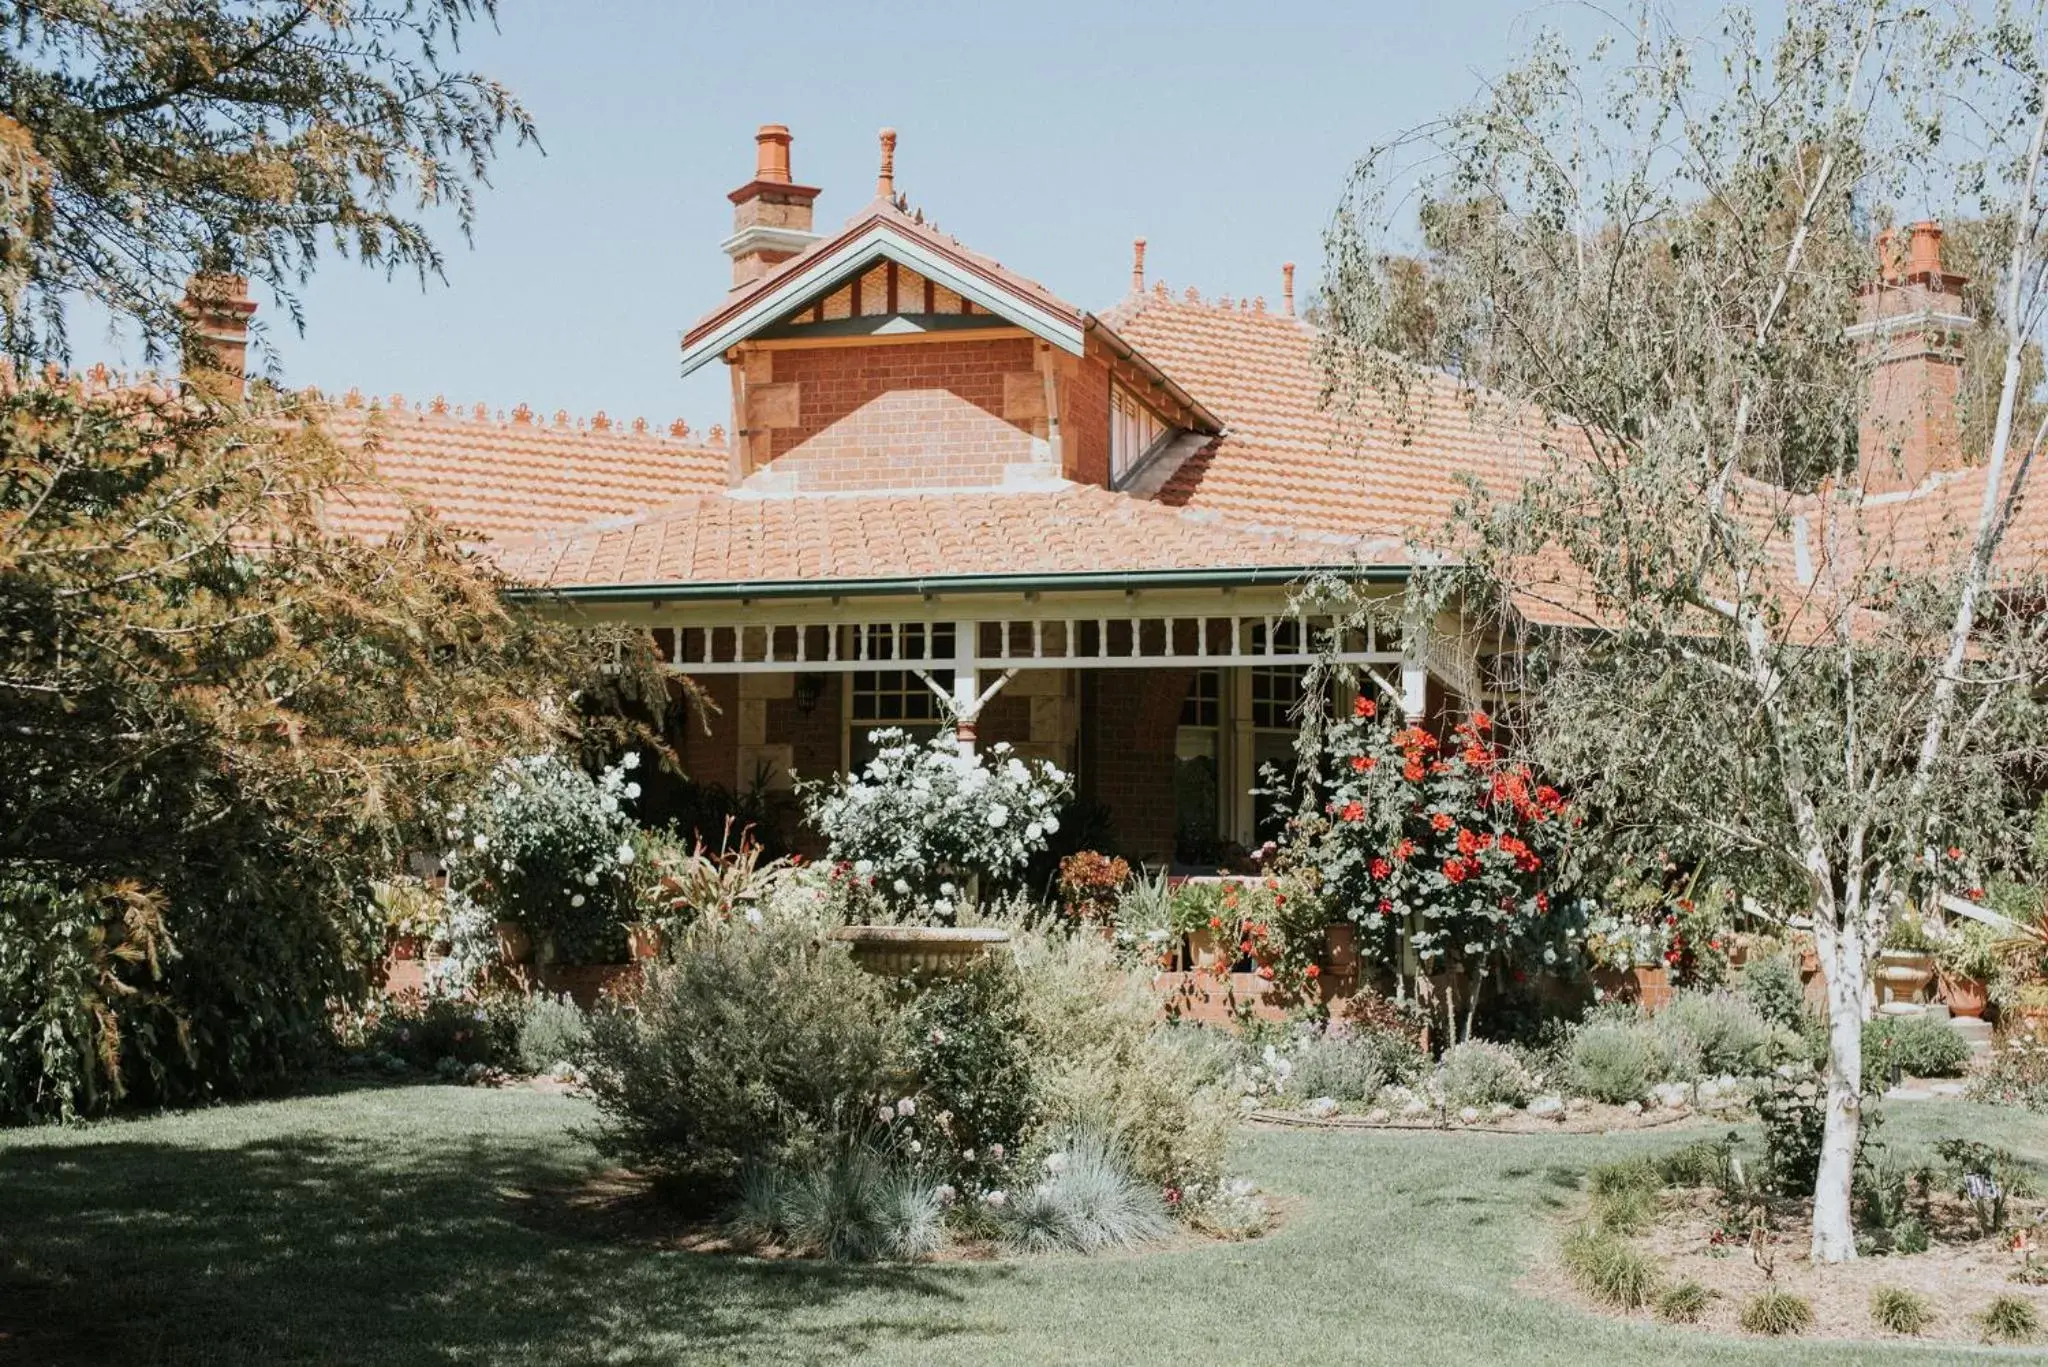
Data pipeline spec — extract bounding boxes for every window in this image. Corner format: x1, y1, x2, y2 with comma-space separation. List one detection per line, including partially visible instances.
1110, 383, 1168, 482
1174, 669, 1223, 865
1249, 624, 1308, 841
849, 624, 954, 770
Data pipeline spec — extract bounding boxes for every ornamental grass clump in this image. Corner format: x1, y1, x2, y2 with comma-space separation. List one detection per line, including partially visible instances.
1739, 1288, 1814, 1337
773, 1146, 946, 1262
1438, 1039, 1535, 1109
1656, 1281, 1712, 1324
1560, 1224, 1661, 1310
513, 993, 589, 1074
1870, 1285, 1934, 1336
1979, 1295, 2041, 1344
996, 1130, 1172, 1254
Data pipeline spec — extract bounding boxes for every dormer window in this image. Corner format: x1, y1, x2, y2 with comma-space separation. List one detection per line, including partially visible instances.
1110, 383, 1169, 483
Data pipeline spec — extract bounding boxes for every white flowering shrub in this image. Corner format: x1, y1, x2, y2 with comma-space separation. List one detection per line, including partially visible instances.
803, 729, 1071, 909
440, 752, 643, 964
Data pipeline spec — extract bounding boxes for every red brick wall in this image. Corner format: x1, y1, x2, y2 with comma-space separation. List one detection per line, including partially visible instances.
1064, 348, 1111, 487
978, 691, 1031, 749
676, 675, 739, 788
768, 675, 843, 784
762, 338, 1043, 490
1081, 667, 1191, 863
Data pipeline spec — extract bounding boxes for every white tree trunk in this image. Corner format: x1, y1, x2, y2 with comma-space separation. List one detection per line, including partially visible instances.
1811, 917, 1866, 1263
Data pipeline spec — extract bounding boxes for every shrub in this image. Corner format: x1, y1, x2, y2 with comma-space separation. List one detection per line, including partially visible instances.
1864, 1014, 1971, 1079
582, 913, 904, 1203
514, 993, 590, 1074
1968, 1039, 2048, 1111
1287, 1027, 1424, 1102
1183, 1176, 1270, 1241
1741, 952, 1809, 1033
1756, 1073, 1829, 1196
1870, 1285, 1933, 1335
1055, 851, 1129, 925
366, 991, 520, 1073
1739, 1288, 1814, 1336
996, 1131, 1172, 1254
1560, 1225, 1661, 1309
441, 752, 642, 965
776, 1147, 945, 1262
801, 729, 1071, 907
1654, 991, 1795, 1078
1013, 927, 1233, 1193
1438, 1040, 1535, 1109
1979, 1295, 2040, 1344
898, 956, 1036, 1188
1657, 1281, 1711, 1323
1564, 1021, 1664, 1103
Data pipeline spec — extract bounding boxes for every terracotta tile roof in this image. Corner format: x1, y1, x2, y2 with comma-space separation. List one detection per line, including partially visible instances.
489, 484, 1364, 590
313, 395, 728, 544
684, 199, 1083, 355
1098, 286, 1553, 545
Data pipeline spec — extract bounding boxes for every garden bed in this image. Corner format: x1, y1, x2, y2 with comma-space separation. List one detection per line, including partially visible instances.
1534, 1191, 2048, 1344
504, 1166, 1284, 1263
1249, 1102, 1704, 1136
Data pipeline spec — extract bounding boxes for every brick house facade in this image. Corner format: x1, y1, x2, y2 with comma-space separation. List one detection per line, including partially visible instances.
245, 127, 2043, 868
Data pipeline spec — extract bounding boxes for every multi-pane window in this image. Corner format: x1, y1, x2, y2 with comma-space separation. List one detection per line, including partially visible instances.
1174, 669, 1223, 865
849, 624, 955, 769
1110, 383, 1168, 482
1249, 622, 1305, 729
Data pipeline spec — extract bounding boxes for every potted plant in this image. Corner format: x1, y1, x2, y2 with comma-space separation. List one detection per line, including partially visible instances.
1875, 913, 1937, 1006
1936, 919, 2000, 1018
373, 877, 442, 960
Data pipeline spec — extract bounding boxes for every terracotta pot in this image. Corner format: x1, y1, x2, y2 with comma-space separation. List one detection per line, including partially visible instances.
626, 922, 664, 962
1726, 935, 1752, 969
1591, 964, 1673, 1010
389, 934, 425, 961
1938, 971, 1988, 1018
537, 962, 639, 1009
494, 920, 533, 965
1186, 927, 1226, 973
1323, 923, 1360, 977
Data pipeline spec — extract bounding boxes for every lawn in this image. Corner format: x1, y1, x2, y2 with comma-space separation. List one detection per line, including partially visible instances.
2, 1083, 2041, 1366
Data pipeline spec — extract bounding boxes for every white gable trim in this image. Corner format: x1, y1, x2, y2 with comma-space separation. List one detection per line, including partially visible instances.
680, 225, 1084, 375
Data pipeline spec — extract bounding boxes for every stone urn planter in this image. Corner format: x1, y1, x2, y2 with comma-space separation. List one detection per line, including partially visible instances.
1874, 950, 1936, 1006
1938, 971, 1989, 1019
829, 925, 1010, 978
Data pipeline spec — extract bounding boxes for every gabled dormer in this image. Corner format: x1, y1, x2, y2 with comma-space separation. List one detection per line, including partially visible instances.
681, 127, 1216, 496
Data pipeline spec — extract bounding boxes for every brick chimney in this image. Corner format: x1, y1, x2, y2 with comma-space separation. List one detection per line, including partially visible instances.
178, 272, 256, 403
723, 124, 821, 288
1852, 221, 1972, 493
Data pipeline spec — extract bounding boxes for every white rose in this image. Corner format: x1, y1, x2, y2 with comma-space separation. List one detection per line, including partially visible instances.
986, 804, 1010, 829
939, 882, 956, 897
584, 871, 600, 887
471, 834, 489, 851
616, 842, 635, 865
570, 894, 586, 908
622, 752, 640, 770
854, 860, 874, 877
624, 782, 641, 800
1025, 823, 1043, 842
1041, 814, 1060, 835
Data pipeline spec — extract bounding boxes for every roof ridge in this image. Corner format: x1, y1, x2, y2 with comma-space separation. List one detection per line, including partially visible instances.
315, 387, 723, 447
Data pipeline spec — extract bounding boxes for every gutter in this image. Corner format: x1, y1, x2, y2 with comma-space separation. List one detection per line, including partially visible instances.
506, 562, 1410, 605
1082, 314, 1224, 433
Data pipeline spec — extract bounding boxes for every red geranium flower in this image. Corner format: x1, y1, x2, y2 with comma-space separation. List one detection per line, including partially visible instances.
1351, 755, 1377, 773
1256, 965, 1275, 981
1305, 963, 1321, 979
1402, 760, 1426, 782
1340, 801, 1365, 823
1470, 709, 1493, 731
1354, 696, 1377, 718
1429, 812, 1453, 833
1442, 857, 1470, 884
1370, 857, 1393, 880
1394, 838, 1417, 860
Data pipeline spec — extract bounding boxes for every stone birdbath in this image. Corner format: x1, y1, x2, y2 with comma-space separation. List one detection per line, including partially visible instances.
828, 924, 1011, 978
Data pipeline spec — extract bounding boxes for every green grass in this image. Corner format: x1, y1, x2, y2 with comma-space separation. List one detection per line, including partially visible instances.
1, 1083, 2042, 1365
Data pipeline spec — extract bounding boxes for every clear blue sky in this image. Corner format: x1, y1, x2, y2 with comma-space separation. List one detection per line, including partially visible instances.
87, 1, 1607, 432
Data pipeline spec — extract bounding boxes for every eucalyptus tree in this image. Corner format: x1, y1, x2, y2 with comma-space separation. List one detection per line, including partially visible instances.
1323, 1, 2048, 1260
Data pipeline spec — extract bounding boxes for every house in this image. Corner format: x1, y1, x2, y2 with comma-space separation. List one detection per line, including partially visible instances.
177, 128, 2047, 867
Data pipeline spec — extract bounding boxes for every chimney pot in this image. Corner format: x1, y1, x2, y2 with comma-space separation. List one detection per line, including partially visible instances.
178, 272, 256, 403
754, 124, 792, 184
725, 123, 821, 287
1131, 237, 1147, 294
1282, 262, 1296, 317
877, 128, 897, 200
1906, 220, 1943, 277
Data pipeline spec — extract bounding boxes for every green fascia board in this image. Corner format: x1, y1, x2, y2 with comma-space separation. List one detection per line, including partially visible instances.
506, 563, 1411, 605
